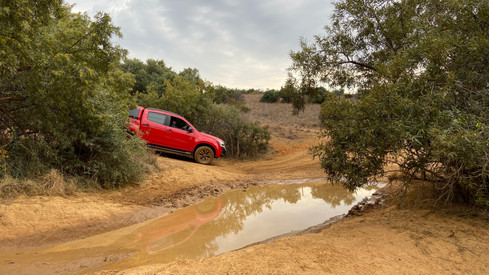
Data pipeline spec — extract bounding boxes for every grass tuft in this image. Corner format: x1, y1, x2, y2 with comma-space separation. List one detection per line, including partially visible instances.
42, 170, 76, 196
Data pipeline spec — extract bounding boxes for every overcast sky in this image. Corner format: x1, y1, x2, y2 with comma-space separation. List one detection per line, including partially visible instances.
65, 0, 334, 90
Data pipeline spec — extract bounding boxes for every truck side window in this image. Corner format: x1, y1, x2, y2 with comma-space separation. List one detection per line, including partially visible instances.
147, 112, 169, 126
171, 116, 191, 130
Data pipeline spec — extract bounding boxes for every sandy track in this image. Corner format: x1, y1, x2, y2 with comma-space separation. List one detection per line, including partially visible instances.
1, 95, 488, 274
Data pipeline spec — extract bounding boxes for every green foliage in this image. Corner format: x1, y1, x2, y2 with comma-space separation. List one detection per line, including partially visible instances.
121, 58, 175, 95
212, 85, 245, 105
260, 90, 281, 103
308, 87, 329, 104
279, 86, 292, 103
288, 0, 489, 206
136, 75, 214, 129
260, 85, 335, 105
210, 85, 249, 112
203, 106, 270, 158
0, 1, 147, 187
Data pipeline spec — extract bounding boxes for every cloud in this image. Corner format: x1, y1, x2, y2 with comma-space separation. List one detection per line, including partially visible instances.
66, 0, 334, 89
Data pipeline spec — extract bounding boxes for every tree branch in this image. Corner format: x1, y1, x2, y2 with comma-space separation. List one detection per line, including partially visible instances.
0, 97, 27, 102
337, 60, 377, 72
16, 66, 32, 72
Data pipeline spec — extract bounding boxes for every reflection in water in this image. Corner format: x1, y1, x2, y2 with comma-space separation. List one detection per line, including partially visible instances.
128, 197, 223, 255
0, 180, 380, 274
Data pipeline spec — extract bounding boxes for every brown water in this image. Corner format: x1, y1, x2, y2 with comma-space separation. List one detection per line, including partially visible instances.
0, 179, 382, 274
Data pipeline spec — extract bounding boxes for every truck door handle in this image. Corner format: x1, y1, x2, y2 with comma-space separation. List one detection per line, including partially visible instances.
166, 129, 173, 132
142, 123, 150, 126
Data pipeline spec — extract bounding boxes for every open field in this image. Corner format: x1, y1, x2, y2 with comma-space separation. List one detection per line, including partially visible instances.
1, 95, 488, 274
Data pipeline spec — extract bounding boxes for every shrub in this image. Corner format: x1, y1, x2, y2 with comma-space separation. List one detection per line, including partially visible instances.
260, 90, 281, 103
212, 86, 245, 104
203, 106, 270, 158
309, 87, 329, 104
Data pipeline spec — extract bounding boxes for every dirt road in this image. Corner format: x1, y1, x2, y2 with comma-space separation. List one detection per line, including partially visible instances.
1, 96, 488, 274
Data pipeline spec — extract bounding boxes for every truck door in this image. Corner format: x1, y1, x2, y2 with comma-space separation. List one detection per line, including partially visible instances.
140, 111, 170, 146
167, 116, 195, 152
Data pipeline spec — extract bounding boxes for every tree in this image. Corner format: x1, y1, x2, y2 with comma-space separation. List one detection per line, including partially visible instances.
288, 0, 489, 206
179, 67, 203, 88
0, 1, 145, 186
121, 58, 175, 95
259, 90, 281, 103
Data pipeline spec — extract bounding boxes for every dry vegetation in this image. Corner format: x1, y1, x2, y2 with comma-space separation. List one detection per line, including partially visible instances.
242, 94, 322, 146
0, 170, 76, 198
242, 94, 320, 128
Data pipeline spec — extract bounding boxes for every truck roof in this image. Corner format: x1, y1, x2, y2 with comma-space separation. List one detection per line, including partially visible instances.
130, 106, 183, 119
146, 107, 182, 118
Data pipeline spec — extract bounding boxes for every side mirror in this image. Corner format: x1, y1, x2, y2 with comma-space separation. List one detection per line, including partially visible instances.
188, 128, 194, 133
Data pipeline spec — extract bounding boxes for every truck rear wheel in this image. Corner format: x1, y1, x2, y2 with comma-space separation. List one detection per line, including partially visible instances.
194, 146, 214, 164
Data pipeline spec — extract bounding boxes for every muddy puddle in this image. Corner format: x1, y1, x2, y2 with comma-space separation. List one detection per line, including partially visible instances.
0, 179, 382, 274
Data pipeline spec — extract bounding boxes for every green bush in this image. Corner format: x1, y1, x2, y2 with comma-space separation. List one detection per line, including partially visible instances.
309, 87, 329, 104
0, 2, 150, 188
260, 90, 281, 103
212, 86, 245, 104
279, 86, 293, 103
203, 106, 270, 158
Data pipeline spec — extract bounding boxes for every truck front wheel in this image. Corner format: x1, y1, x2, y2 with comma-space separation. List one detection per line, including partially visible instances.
194, 146, 214, 164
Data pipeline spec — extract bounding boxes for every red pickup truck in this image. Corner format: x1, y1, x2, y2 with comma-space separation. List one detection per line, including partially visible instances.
128, 106, 225, 164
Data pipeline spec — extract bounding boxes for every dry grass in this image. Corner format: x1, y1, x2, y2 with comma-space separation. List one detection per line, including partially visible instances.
0, 176, 41, 198
42, 170, 77, 196
140, 148, 160, 174
0, 170, 77, 198
242, 94, 321, 128
241, 94, 322, 143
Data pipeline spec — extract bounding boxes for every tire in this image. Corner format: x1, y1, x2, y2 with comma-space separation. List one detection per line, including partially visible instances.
194, 146, 214, 164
